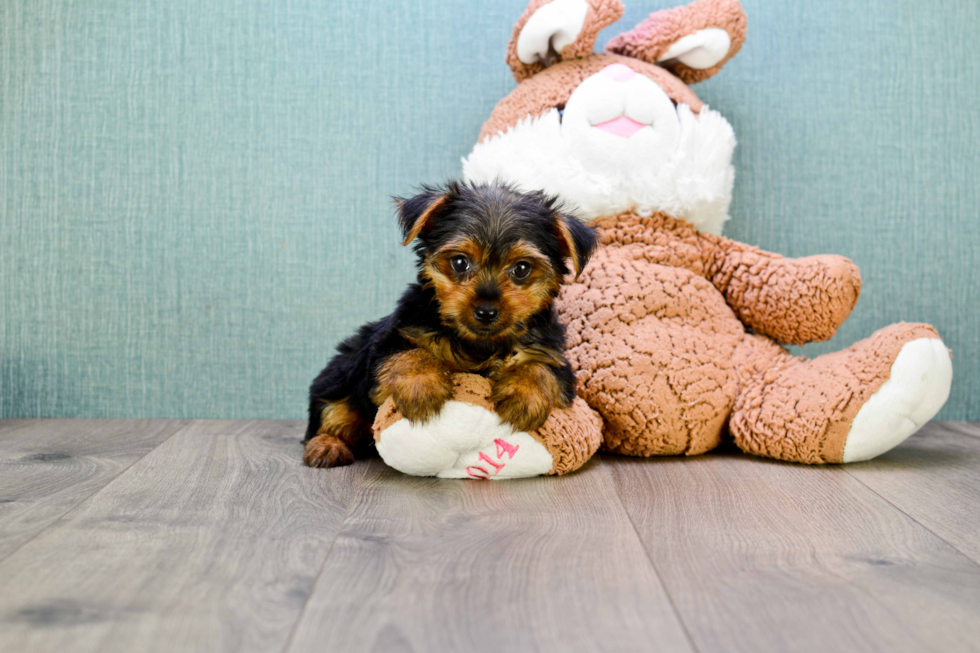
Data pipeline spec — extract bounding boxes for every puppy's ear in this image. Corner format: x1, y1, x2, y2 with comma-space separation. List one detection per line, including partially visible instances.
395, 184, 455, 246
553, 211, 597, 280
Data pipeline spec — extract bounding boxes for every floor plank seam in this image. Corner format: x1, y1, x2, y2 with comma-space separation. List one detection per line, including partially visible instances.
601, 457, 702, 653
278, 462, 371, 653
0, 420, 190, 567
841, 466, 980, 568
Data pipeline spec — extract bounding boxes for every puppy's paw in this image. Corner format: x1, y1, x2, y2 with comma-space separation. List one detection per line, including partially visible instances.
376, 349, 455, 424
391, 373, 454, 424
493, 392, 552, 432
304, 434, 355, 468
491, 368, 558, 433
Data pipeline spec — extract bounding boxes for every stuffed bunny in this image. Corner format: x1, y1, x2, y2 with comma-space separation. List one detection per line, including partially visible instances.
374, 0, 952, 478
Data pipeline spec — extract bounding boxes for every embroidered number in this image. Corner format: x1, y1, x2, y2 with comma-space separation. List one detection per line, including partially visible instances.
479, 452, 505, 474
467, 440, 521, 479
494, 439, 520, 460
466, 466, 491, 479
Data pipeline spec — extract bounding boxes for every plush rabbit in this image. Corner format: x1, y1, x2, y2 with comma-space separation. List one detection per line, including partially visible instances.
374, 0, 952, 478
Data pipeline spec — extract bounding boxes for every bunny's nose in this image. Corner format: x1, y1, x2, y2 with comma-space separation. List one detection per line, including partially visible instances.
601, 63, 636, 82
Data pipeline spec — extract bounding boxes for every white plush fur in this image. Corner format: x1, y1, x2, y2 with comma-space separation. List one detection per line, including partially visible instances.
516, 0, 589, 65
376, 401, 554, 479
843, 338, 953, 463
463, 103, 737, 234
657, 28, 732, 69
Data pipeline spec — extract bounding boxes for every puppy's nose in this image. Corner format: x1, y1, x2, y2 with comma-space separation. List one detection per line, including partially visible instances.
601, 63, 636, 82
473, 304, 500, 325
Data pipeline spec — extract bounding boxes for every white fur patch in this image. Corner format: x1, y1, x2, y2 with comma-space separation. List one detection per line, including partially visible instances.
376, 401, 554, 479
463, 104, 736, 234
842, 338, 953, 463
516, 0, 589, 65
658, 28, 732, 69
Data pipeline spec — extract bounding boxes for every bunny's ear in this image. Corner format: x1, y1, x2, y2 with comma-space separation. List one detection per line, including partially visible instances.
605, 0, 747, 84
506, 0, 624, 82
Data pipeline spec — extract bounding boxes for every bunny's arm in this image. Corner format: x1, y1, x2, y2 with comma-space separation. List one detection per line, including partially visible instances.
698, 233, 862, 345
590, 211, 861, 345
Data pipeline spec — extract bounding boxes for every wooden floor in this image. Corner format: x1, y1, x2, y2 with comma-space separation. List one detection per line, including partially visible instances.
0, 420, 978, 653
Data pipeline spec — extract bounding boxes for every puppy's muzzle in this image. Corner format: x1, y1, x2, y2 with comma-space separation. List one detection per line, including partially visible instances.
473, 303, 500, 325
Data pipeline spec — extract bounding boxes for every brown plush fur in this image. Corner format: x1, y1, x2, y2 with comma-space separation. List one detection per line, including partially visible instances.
506, 0, 625, 82
556, 210, 943, 462
605, 0, 747, 84
372, 0, 949, 473
443, 0, 949, 468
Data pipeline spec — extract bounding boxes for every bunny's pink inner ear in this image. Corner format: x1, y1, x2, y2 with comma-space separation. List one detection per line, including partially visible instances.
605, 0, 747, 85
506, 0, 624, 83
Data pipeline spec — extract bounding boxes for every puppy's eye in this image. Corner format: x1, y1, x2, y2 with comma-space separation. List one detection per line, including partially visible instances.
511, 261, 532, 280
450, 255, 470, 274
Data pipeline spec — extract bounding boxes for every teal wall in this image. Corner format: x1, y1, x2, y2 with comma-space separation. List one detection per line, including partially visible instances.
2, 0, 978, 420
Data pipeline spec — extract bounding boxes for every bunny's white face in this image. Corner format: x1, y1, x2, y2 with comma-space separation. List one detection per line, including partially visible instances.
462, 0, 747, 234
463, 63, 736, 234
561, 63, 681, 171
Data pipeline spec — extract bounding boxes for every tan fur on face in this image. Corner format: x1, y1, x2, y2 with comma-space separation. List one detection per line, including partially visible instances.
498, 241, 561, 335
421, 237, 561, 344
372, 349, 454, 423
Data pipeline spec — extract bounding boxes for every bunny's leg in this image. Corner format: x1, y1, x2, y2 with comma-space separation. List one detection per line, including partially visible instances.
730, 324, 952, 464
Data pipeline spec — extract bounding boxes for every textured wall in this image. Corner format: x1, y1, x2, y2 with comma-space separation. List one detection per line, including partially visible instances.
1, 0, 978, 420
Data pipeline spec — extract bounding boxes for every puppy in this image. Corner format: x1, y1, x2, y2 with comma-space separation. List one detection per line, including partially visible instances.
303, 181, 597, 468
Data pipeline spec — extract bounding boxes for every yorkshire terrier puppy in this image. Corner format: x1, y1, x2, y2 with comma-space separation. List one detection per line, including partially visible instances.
303, 180, 597, 468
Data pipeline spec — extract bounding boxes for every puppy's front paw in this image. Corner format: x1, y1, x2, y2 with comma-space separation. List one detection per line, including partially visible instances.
304, 434, 355, 468
391, 373, 454, 424
494, 393, 552, 432
375, 349, 454, 424
491, 368, 559, 432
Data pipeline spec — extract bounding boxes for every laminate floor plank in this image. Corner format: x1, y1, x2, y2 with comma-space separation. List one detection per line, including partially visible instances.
844, 423, 980, 563
2, 419, 978, 653
0, 420, 367, 653
0, 419, 187, 560
286, 457, 693, 653
607, 448, 980, 653
0, 418, 33, 435
954, 422, 980, 440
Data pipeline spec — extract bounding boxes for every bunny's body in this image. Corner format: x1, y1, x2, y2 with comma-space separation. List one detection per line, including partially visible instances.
373, 0, 952, 476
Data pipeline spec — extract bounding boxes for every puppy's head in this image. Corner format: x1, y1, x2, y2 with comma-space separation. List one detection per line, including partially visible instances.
397, 181, 597, 343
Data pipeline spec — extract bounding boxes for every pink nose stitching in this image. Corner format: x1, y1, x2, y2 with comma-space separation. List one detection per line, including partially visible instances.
601, 63, 636, 82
